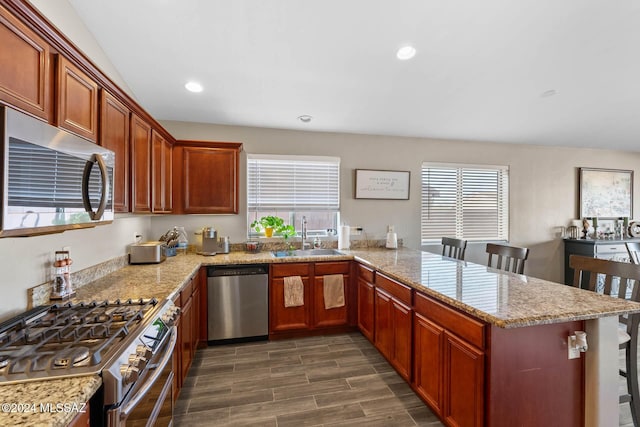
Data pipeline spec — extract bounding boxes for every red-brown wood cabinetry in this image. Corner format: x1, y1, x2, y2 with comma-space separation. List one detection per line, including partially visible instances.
152, 130, 172, 213
173, 141, 241, 214
0, 4, 52, 120
56, 55, 99, 141
313, 261, 350, 328
356, 264, 375, 342
130, 113, 152, 213
270, 263, 311, 332
99, 89, 130, 212
413, 312, 445, 416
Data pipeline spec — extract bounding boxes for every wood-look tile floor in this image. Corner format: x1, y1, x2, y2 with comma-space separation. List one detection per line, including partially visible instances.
174, 333, 444, 426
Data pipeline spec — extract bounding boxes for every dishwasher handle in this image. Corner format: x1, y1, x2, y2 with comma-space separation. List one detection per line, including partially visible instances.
207, 264, 268, 277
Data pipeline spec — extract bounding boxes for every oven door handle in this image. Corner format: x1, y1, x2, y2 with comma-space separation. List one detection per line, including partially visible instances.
120, 326, 177, 418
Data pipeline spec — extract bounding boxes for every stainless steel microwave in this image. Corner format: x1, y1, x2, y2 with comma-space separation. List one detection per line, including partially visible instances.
0, 106, 115, 237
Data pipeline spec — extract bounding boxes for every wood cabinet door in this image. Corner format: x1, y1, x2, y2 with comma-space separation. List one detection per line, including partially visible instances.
172, 312, 181, 401
151, 130, 172, 213
312, 274, 349, 328
56, 56, 98, 141
357, 277, 375, 342
444, 331, 484, 427
0, 4, 52, 120
374, 288, 393, 361
99, 90, 130, 212
413, 312, 444, 416
270, 277, 311, 332
391, 299, 412, 382
130, 113, 152, 212
191, 282, 200, 353
179, 145, 239, 214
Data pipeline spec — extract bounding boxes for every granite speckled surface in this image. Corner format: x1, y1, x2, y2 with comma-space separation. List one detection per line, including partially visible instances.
10, 246, 640, 426
342, 248, 640, 328
0, 375, 101, 427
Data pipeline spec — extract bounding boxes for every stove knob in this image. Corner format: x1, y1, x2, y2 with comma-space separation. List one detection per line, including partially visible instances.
120, 365, 140, 386
128, 354, 148, 370
136, 344, 152, 359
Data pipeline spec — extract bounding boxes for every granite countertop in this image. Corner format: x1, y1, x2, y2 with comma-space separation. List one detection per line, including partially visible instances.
7, 246, 640, 426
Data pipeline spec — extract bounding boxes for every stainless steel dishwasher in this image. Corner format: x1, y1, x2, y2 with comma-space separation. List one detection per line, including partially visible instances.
207, 264, 269, 344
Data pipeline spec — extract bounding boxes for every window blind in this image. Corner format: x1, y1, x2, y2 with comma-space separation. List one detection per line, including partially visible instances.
421, 162, 508, 243
247, 154, 340, 211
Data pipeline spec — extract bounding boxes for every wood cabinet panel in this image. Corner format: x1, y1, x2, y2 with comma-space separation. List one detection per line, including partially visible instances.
392, 298, 412, 381
312, 273, 349, 328
180, 295, 193, 383
315, 261, 351, 275
272, 263, 311, 278
130, 113, 152, 213
414, 313, 444, 416
151, 130, 172, 213
173, 141, 241, 214
56, 56, 98, 141
414, 292, 485, 350
270, 276, 311, 332
0, 4, 51, 120
444, 332, 484, 427
99, 89, 130, 212
357, 277, 375, 342
375, 273, 412, 305
374, 288, 394, 361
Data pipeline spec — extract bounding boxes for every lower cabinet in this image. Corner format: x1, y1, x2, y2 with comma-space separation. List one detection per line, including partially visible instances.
270, 261, 351, 337
373, 274, 412, 382
413, 292, 485, 427
356, 264, 375, 342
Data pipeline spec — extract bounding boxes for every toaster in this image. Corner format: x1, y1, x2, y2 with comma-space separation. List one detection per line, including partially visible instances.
129, 241, 166, 264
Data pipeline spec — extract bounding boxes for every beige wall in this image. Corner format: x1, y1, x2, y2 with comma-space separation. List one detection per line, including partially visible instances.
157, 120, 640, 285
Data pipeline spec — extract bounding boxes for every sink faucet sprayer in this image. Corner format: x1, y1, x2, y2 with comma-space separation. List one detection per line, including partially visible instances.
301, 216, 311, 249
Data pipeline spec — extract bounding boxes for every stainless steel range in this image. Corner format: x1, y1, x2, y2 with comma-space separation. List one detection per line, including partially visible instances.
0, 298, 179, 426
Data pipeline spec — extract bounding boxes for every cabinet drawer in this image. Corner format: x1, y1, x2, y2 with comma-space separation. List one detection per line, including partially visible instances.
594, 244, 627, 255
181, 277, 194, 299
356, 263, 374, 283
414, 292, 485, 350
315, 261, 350, 275
272, 263, 310, 278
375, 274, 412, 305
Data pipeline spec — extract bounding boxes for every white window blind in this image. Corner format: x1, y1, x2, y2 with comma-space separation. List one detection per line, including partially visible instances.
421, 162, 509, 243
247, 154, 340, 211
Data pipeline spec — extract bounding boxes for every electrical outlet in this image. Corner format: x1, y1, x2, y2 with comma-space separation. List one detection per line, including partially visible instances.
568, 336, 580, 359
133, 232, 142, 243
388, 225, 395, 233
350, 226, 363, 236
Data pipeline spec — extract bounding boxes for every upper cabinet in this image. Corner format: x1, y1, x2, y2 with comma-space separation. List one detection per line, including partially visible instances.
173, 141, 242, 214
56, 56, 99, 142
0, 4, 52, 120
130, 113, 152, 213
99, 89, 130, 213
152, 130, 173, 213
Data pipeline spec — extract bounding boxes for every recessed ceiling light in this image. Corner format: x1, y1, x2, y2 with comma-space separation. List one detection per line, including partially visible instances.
298, 115, 313, 123
396, 45, 416, 60
185, 81, 203, 93
541, 89, 557, 98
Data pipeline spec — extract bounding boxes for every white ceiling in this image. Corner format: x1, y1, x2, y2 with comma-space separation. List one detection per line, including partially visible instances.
67, 0, 640, 151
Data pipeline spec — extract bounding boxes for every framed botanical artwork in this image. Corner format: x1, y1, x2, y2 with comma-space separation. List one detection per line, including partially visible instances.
355, 169, 410, 200
579, 167, 633, 219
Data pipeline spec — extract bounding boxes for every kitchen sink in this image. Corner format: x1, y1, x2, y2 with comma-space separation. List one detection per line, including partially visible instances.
271, 249, 342, 257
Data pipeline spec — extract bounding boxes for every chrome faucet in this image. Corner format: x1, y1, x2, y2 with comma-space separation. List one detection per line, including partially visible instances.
301, 216, 312, 249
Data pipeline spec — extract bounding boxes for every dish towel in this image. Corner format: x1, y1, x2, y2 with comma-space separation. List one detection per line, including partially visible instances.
284, 276, 304, 307
323, 274, 345, 309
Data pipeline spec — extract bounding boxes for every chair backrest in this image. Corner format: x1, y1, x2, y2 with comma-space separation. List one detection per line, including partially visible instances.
486, 243, 529, 274
569, 254, 640, 334
626, 241, 640, 265
441, 237, 467, 260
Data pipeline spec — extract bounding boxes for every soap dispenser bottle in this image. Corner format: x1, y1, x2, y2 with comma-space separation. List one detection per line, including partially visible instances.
385, 225, 398, 249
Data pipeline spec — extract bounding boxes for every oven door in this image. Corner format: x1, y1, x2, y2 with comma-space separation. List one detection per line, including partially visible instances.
107, 327, 177, 427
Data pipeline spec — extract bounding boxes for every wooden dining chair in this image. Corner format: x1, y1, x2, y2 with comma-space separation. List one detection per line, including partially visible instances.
485, 243, 529, 274
626, 241, 640, 265
441, 237, 467, 260
569, 254, 640, 426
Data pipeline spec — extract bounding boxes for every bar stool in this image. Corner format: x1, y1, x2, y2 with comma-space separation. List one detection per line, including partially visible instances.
569, 254, 640, 426
485, 243, 529, 274
441, 237, 467, 260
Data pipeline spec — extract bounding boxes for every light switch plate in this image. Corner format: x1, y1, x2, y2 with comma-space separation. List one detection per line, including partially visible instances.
568, 336, 580, 359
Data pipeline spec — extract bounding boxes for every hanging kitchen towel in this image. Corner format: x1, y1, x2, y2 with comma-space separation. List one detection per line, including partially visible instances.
323, 274, 345, 309
284, 276, 304, 307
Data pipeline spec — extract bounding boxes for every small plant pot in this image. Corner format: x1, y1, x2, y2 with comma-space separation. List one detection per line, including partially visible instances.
264, 227, 274, 237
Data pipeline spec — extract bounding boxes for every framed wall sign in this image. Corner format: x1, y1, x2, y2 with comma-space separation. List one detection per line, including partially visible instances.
579, 167, 633, 219
355, 169, 410, 200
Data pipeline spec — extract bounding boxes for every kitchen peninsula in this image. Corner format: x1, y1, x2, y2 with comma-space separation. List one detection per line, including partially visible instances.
3, 247, 637, 427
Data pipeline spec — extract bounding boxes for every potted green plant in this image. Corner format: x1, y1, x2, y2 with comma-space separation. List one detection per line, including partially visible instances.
250, 216, 285, 237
